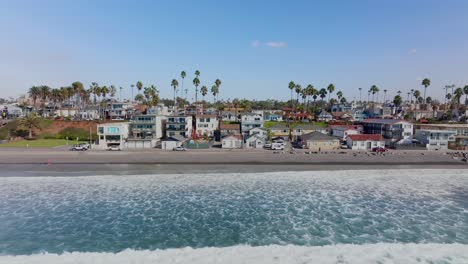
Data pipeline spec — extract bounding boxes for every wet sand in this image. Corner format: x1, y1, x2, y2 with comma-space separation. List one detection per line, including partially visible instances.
0, 148, 466, 176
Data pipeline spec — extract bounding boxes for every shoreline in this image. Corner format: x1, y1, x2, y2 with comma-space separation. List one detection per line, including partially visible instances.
0, 149, 466, 176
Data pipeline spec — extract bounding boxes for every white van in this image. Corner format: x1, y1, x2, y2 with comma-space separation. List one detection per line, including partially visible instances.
270, 142, 285, 150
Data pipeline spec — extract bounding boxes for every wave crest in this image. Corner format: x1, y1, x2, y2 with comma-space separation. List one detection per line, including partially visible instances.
1, 243, 468, 264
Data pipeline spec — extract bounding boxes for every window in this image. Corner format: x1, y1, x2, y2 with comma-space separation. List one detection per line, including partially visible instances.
98, 127, 104, 134
107, 127, 120, 134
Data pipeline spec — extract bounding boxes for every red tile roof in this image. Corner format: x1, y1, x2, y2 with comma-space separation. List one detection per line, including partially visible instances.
347, 134, 384, 141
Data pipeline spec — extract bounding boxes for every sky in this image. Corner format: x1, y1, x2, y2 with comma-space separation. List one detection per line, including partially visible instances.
1, 0, 468, 102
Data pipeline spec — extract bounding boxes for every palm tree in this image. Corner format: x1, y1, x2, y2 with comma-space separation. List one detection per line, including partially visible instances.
181, 71, 187, 100
144, 85, 159, 108
136, 81, 143, 94
39, 85, 51, 109
214, 79, 222, 102
119, 87, 123, 101
200, 85, 208, 101
327, 84, 335, 102
171, 79, 179, 107
454, 87, 464, 107
413, 90, 421, 102
135, 94, 144, 103
410, 89, 415, 103
393, 95, 403, 107
18, 114, 41, 138
288, 81, 295, 108
407, 92, 411, 103
421, 78, 431, 104
340, 97, 347, 104
211, 85, 219, 104
358, 87, 362, 102
109, 85, 117, 98
463, 85, 468, 105
370, 85, 379, 103
336, 91, 343, 102
305, 84, 315, 110
71, 81, 84, 109
446, 93, 452, 103
294, 84, 302, 107
28, 86, 41, 110
383, 89, 387, 104
193, 76, 200, 103
130, 84, 135, 102
90, 82, 99, 104
319, 88, 327, 109
50, 88, 63, 106
101, 86, 110, 100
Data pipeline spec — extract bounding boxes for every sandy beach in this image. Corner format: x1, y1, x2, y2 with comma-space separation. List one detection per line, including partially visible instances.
0, 148, 466, 166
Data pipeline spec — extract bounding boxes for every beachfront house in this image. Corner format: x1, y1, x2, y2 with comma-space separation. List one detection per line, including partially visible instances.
264, 112, 283, 122
360, 119, 413, 147
245, 134, 266, 149
241, 113, 264, 133
195, 114, 218, 137
346, 134, 385, 151
219, 123, 241, 138
221, 111, 240, 122
166, 115, 193, 138
414, 129, 456, 150
96, 122, 130, 150
249, 127, 268, 138
221, 135, 243, 149
299, 131, 340, 151
330, 125, 363, 140
317, 110, 333, 122
161, 135, 186, 150
128, 113, 166, 149
414, 123, 468, 150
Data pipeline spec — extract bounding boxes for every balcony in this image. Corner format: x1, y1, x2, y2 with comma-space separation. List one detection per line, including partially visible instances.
166, 126, 188, 131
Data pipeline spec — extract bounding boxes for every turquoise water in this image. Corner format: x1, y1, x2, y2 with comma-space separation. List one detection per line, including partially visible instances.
1, 169, 468, 262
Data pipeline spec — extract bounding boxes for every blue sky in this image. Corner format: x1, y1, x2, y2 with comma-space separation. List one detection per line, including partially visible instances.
1, 0, 468, 101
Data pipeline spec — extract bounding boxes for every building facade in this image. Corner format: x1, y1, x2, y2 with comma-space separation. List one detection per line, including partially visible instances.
241, 113, 264, 133
414, 129, 457, 150
361, 119, 413, 146
96, 122, 130, 150
166, 115, 193, 138
195, 114, 218, 137
346, 134, 385, 150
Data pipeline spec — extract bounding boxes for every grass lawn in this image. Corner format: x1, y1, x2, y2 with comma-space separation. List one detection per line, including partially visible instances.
0, 139, 85, 148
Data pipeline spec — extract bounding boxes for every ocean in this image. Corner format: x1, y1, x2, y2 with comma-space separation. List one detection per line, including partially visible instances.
1, 169, 468, 263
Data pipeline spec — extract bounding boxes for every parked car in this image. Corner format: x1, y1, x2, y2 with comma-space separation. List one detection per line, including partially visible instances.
372, 147, 388, 152
270, 142, 285, 150
80, 143, 90, 150
173, 146, 186, 151
107, 145, 121, 151
264, 143, 272, 149
71, 144, 86, 151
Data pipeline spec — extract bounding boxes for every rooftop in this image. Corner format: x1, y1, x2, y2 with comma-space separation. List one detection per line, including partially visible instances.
220, 123, 241, 130
347, 134, 385, 141
361, 118, 412, 125
300, 131, 339, 141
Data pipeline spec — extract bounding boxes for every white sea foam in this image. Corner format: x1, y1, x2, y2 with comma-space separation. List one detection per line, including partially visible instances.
1, 244, 468, 264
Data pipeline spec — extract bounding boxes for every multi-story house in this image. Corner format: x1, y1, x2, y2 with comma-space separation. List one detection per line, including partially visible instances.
166, 115, 193, 138
414, 124, 468, 150
195, 114, 218, 137
241, 113, 264, 133
414, 129, 456, 150
96, 122, 130, 150
361, 119, 413, 146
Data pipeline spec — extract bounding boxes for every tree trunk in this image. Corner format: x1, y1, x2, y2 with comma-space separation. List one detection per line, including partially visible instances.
29, 128, 32, 138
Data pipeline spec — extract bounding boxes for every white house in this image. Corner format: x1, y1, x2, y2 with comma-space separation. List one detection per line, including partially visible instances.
330, 125, 363, 140
317, 110, 333, 122
96, 122, 130, 150
361, 119, 413, 146
241, 113, 264, 133
166, 115, 193, 138
221, 135, 243, 149
248, 127, 268, 138
161, 136, 185, 150
245, 134, 265, 149
414, 129, 456, 150
195, 114, 218, 137
346, 134, 385, 151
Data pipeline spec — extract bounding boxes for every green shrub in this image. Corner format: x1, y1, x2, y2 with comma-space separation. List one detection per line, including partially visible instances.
0, 127, 8, 140
38, 132, 57, 139
57, 127, 90, 141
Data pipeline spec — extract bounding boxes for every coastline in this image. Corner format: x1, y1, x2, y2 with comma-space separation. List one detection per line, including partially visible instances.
0, 149, 466, 176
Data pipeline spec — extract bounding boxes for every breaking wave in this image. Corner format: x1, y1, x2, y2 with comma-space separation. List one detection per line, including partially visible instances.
1, 243, 468, 264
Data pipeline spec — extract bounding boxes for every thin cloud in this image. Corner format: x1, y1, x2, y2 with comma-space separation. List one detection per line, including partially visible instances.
251, 40, 261, 48
409, 48, 417, 54
265, 42, 287, 48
